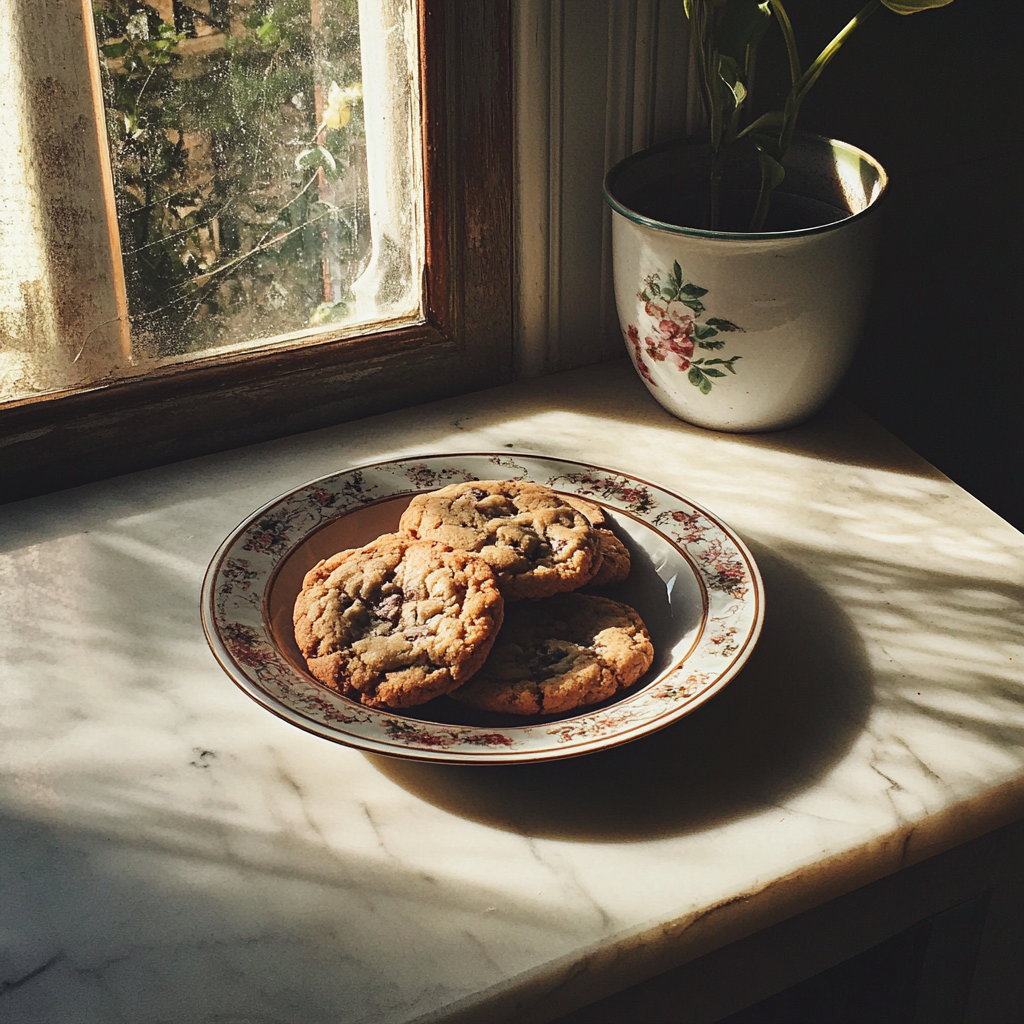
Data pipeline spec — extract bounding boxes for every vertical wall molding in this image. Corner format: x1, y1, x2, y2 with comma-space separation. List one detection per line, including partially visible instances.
513, 0, 691, 378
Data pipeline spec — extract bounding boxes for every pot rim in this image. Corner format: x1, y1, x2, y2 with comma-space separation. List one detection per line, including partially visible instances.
603, 132, 888, 240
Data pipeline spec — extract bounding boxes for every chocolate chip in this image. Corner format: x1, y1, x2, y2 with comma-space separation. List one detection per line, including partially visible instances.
534, 642, 567, 669
372, 592, 403, 624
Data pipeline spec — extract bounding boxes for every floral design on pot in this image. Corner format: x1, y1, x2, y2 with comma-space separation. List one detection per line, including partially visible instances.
605, 134, 888, 432
627, 260, 743, 395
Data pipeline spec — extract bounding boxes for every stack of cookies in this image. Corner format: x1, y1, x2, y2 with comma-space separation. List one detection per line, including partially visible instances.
292, 480, 654, 716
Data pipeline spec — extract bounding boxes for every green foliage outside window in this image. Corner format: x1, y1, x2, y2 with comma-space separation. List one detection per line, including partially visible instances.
92, 0, 365, 358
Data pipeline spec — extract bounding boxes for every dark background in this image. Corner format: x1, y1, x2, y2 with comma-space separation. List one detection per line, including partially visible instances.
756, 0, 1023, 531
749, 1, 1023, 1013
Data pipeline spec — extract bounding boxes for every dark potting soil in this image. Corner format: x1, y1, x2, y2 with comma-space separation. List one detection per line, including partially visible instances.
626, 185, 850, 233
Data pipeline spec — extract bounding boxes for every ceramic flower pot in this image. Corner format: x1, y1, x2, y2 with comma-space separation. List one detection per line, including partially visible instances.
604, 133, 887, 432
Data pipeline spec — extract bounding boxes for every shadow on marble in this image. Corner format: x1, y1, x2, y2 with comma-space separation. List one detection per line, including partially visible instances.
0, 802, 583, 1024
367, 544, 874, 841
719, 398, 947, 481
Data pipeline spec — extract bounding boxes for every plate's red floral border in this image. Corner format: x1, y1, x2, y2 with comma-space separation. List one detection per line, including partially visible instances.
203, 454, 763, 762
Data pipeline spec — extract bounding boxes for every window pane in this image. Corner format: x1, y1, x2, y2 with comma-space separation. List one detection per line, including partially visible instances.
92, 0, 422, 363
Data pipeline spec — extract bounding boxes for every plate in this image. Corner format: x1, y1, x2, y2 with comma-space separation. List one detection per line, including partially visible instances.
201, 453, 764, 764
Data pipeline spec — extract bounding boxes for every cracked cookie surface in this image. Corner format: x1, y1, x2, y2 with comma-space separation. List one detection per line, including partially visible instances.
293, 534, 504, 708
561, 495, 631, 587
450, 593, 653, 715
398, 480, 601, 601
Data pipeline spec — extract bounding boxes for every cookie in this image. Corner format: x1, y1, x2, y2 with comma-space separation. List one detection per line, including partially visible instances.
588, 530, 631, 587
450, 593, 653, 715
293, 534, 504, 708
561, 494, 608, 527
561, 495, 631, 587
398, 480, 601, 601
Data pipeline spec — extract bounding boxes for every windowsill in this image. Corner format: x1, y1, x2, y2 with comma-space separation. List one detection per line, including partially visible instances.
2, 359, 1023, 1021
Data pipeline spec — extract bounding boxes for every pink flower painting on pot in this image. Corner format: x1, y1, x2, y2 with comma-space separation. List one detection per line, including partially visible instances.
626, 260, 743, 395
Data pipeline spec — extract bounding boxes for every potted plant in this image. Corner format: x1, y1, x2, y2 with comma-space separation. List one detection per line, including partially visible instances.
603, 0, 952, 433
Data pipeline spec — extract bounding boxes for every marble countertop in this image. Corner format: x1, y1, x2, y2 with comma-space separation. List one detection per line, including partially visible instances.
2, 361, 1023, 1024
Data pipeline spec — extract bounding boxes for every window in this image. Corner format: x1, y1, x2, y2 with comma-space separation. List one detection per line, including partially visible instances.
86, 0, 423, 371
0, 0, 512, 502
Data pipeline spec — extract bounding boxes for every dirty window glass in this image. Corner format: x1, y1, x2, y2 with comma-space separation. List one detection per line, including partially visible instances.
0, 0, 422, 403
94, 0, 422, 360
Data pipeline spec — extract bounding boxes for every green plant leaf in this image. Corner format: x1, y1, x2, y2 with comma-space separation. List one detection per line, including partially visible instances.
309, 299, 350, 325
715, 0, 773, 58
747, 123, 785, 159
717, 55, 747, 107
736, 108, 785, 145
693, 323, 719, 341
705, 317, 741, 331
750, 146, 786, 229
295, 145, 338, 175
880, 0, 953, 11
679, 282, 708, 299
102, 40, 130, 58
257, 14, 281, 46
682, 298, 706, 316
756, 147, 786, 191
792, 1, 883, 108
672, 260, 683, 286
702, 367, 727, 377
689, 367, 713, 394
697, 339, 726, 350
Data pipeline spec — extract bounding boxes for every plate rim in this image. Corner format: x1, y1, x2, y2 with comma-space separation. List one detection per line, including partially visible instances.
201, 451, 765, 764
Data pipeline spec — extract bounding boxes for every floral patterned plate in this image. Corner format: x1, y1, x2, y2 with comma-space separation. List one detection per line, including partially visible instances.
201, 453, 764, 764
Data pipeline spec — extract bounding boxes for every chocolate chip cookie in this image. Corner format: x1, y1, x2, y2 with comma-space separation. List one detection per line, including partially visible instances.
450, 593, 653, 715
293, 534, 504, 708
561, 495, 631, 587
398, 481, 601, 601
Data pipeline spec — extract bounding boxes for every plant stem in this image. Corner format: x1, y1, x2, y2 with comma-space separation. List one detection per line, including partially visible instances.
710, 152, 723, 230
793, 0, 881, 104
770, 0, 801, 87
747, 0, 881, 231
684, 1, 724, 229
707, 43, 726, 230
688, 0, 713, 125
750, 159, 773, 231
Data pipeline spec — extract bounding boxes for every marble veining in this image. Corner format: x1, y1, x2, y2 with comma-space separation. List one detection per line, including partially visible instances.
1, 362, 1023, 1023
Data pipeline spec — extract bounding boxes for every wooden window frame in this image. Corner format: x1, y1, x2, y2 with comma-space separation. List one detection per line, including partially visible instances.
0, 0, 513, 504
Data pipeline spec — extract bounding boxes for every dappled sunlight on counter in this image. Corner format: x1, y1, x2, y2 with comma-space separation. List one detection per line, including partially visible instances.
1, 362, 1022, 1024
